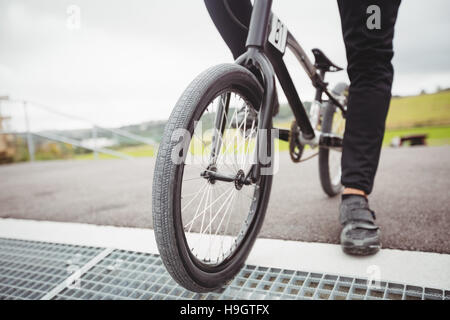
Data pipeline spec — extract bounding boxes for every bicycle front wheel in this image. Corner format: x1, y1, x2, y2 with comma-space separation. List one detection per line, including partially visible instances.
152, 64, 273, 292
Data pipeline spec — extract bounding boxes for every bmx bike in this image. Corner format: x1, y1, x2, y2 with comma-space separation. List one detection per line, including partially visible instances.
152, 0, 348, 292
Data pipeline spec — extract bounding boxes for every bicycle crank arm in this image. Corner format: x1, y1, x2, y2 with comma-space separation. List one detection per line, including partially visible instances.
299, 131, 343, 150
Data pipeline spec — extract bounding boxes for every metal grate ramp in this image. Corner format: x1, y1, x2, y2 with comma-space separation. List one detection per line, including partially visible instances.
0, 238, 448, 300
0, 238, 102, 300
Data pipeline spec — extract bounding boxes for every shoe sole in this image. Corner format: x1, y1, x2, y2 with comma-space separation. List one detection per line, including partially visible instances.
342, 244, 381, 256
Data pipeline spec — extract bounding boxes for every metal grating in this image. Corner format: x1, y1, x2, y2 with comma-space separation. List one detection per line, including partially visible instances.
53, 250, 449, 300
0, 238, 448, 300
0, 238, 103, 300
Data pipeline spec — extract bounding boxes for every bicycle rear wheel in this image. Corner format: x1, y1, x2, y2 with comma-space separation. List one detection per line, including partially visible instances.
152, 64, 273, 292
319, 83, 348, 197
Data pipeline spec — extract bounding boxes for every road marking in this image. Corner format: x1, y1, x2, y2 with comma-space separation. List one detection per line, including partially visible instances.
0, 218, 449, 290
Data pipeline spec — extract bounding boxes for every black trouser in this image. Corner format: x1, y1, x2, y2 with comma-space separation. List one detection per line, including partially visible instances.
204, 0, 401, 195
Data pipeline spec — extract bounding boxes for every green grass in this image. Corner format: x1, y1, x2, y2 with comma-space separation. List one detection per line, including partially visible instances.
382, 126, 450, 146
74, 145, 155, 160
273, 122, 450, 148
387, 91, 450, 129
274, 91, 450, 130
274, 91, 450, 148
75, 91, 450, 160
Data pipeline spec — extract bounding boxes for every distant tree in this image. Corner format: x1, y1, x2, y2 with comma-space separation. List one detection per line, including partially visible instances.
434, 86, 450, 93
420, 89, 427, 95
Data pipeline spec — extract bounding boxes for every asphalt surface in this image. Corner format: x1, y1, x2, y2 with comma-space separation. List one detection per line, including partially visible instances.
0, 146, 449, 254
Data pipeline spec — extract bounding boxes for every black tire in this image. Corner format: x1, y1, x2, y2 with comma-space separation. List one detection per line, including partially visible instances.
319, 83, 348, 197
152, 64, 273, 292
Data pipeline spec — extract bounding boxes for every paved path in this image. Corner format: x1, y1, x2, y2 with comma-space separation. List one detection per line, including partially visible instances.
0, 146, 449, 253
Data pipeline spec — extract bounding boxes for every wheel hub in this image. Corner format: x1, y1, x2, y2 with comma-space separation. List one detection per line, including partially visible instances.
234, 169, 245, 190
205, 165, 217, 184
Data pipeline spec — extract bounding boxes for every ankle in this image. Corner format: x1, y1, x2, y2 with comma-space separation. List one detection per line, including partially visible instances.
343, 188, 367, 198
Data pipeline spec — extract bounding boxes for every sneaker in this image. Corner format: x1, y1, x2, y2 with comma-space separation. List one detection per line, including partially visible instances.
339, 195, 381, 256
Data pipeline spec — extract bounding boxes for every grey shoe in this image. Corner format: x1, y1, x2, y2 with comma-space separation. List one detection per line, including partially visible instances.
339, 195, 381, 256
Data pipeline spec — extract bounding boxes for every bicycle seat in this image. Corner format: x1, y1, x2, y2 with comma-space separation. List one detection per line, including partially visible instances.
312, 48, 344, 72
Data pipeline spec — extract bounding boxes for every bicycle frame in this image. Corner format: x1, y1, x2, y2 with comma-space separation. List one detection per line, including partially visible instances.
200, 0, 346, 185
236, 0, 345, 137
231, 0, 346, 181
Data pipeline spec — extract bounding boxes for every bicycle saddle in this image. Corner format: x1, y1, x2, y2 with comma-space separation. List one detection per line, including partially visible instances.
312, 48, 344, 72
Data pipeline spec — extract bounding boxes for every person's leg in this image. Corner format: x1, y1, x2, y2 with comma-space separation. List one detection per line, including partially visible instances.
204, 0, 280, 118
336, 0, 401, 255
337, 0, 401, 196
204, 0, 253, 60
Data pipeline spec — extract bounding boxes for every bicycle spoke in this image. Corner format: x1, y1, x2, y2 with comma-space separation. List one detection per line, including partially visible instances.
185, 185, 234, 231
181, 90, 262, 265
191, 186, 235, 257
199, 187, 235, 233
198, 183, 211, 242
186, 182, 210, 234
220, 188, 236, 257
209, 189, 237, 260
181, 182, 208, 211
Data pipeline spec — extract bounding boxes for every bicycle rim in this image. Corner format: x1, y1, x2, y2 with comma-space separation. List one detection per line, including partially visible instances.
180, 90, 262, 267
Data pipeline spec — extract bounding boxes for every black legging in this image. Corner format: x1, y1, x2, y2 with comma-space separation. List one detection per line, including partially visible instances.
204, 0, 401, 195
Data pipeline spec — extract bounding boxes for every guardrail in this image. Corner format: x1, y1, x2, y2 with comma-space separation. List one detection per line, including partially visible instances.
0, 97, 156, 161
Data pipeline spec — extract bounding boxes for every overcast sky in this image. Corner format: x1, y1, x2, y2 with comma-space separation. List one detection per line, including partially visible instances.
0, 0, 449, 131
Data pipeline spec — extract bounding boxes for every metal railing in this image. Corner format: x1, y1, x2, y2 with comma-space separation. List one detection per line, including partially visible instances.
0, 97, 156, 161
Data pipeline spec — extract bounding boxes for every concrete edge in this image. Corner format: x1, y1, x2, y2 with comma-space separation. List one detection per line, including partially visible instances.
0, 218, 449, 290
